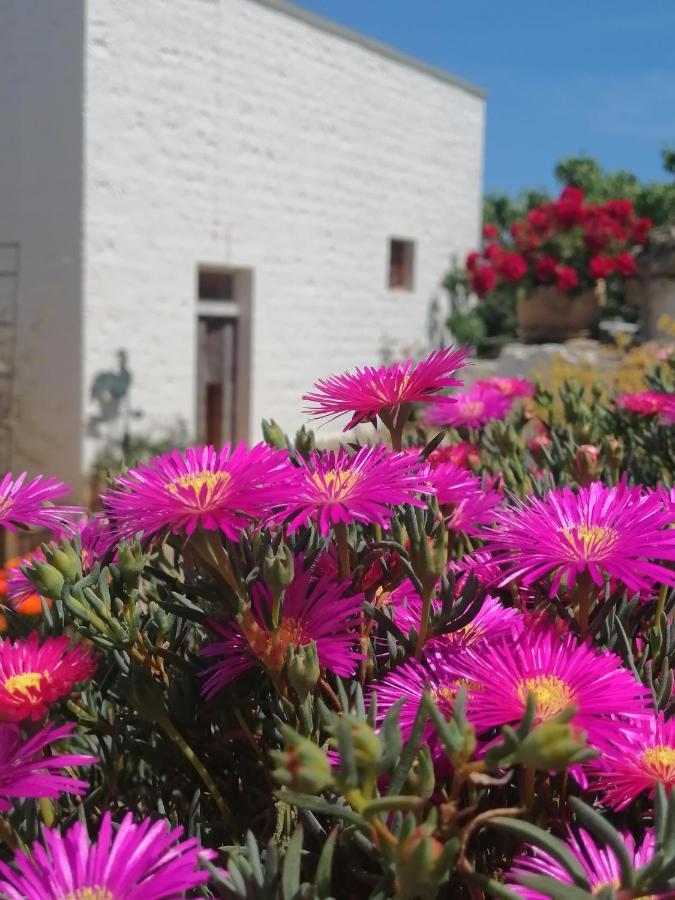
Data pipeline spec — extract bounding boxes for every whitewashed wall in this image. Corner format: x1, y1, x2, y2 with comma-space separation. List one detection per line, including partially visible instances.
0, 1, 85, 495
83, 0, 485, 462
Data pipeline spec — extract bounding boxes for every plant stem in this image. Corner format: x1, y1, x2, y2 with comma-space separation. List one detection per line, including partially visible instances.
159, 716, 236, 834
521, 766, 536, 812
271, 588, 283, 630
415, 582, 435, 660
654, 583, 668, 636
335, 523, 351, 581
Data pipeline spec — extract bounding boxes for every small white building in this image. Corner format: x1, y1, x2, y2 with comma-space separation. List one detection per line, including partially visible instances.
0, 0, 485, 499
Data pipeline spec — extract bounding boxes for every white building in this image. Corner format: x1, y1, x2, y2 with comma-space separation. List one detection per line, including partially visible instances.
0, 0, 485, 500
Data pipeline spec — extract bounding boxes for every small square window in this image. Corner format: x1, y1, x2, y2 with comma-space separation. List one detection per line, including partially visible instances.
198, 268, 235, 301
388, 239, 415, 291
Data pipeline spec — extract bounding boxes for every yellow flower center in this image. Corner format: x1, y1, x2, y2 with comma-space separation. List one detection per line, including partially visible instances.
244, 617, 306, 673
559, 524, 618, 559
591, 879, 620, 896
432, 679, 477, 715
517, 675, 573, 720
642, 745, 675, 781
166, 470, 230, 506
62, 889, 114, 900
4, 671, 46, 697
461, 400, 484, 418
312, 469, 362, 499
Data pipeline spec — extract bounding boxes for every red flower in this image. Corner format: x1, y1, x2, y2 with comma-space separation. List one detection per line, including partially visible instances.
482, 224, 498, 239
614, 251, 637, 277
484, 242, 505, 264
555, 265, 578, 292
632, 217, 652, 244
526, 206, 552, 234
555, 187, 585, 227
466, 251, 481, 272
535, 255, 558, 284
470, 264, 496, 297
497, 253, 528, 283
604, 198, 634, 221
588, 255, 616, 280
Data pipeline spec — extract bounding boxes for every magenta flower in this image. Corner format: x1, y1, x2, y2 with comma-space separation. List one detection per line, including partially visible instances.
485, 481, 675, 595
104, 443, 295, 540
426, 385, 512, 429
616, 391, 673, 417
447, 550, 503, 589
0, 633, 97, 723
475, 376, 535, 399
272, 445, 432, 536
393, 589, 522, 653
507, 828, 656, 899
201, 562, 362, 697
426, 463, 502, 535
455, 628, 649, 748
374, 649, 477, 760
0, 473, 78, 533
0, 722, 95, 811
303, 346, 467, 430
0, 811, 215, 899
589, 713, 675, 809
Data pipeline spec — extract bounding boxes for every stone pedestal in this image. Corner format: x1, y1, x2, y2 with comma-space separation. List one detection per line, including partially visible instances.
629, 225, 675, 338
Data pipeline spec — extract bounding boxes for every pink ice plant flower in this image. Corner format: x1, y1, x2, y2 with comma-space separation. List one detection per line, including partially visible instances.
426, 384, 512, 429
0, 472, 79, 533
374, 649, 478, 761
507, 828, 658, 899
273, 445, 433, 536
104, 443, 296, 541
303, 346, 467, 430
0, 810, 215, 899
0, 633, 97, 723
616, 390, 674, 417
0, 722, 96, 811
485, 481, 675, 596
201, 562, 362, 697
447, 550, 503, 589
392, 588, 522, 653
427, 463, 503, 535
474, 376, 535, 399
588, 713, 675, 809
454, 628, 650, 749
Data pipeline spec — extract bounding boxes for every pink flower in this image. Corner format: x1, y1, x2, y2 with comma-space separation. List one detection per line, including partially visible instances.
104, 443, 295, 540
0, 811, 215, 899
373, 649, 477, 761
0, 722, 96, 811
427, 442, 481, 470
426, 385, 512, 430
614, 251, 637, 276
588, 714, 675, 809
535, 255, 558, 283
485, 482, 675, 595
302, 346, 467, 430
0, 473, 78, 533
507, 828, 656, 899
616, 391, 673, 417
456, 628, 649, 748
497, 252, 528, 283
272, 445, 432, 536
393, 588, 522, 654
474, 376, 535, 399
0, 633, 97, 722
555, 265, 579, 292
482, 224, 498, 239
201, 563, 362, 696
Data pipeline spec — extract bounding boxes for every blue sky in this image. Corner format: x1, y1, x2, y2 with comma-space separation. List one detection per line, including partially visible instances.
293, 0, 675, 197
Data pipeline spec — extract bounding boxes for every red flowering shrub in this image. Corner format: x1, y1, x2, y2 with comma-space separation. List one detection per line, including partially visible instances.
466, 187, 651, 298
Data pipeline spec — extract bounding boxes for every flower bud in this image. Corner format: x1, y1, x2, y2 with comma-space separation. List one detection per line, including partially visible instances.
574, 444, 601, 487
511, 720, 591, 772
294, 425, 316, 459
395, 824, 447, 900
261, 418, 286, 450
262, 543, 294, 596
26, 562, 64, 601
286, 641, 320, 701
271, 726, 333, 794
117, 540, 145, 590
349, 721, 382, 774
45, 542, 82, 583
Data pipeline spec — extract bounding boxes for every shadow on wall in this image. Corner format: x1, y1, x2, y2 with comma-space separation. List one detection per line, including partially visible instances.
87, 349, 142, 454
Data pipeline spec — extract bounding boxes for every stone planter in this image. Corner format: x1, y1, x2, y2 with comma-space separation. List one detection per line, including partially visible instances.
517, 286, 600, 344
627, 225, 675, 339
